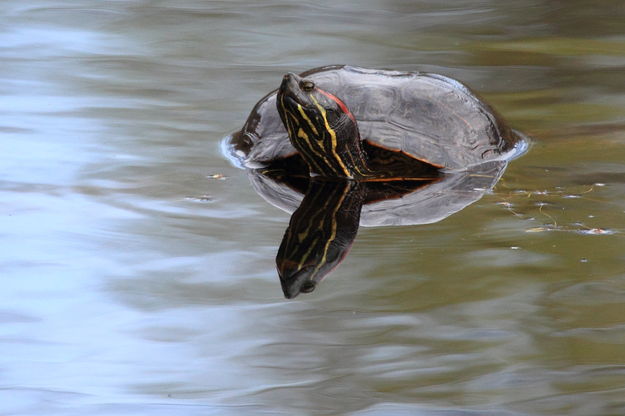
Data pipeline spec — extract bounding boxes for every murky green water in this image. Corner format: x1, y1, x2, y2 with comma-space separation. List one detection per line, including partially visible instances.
2, 1, 624, 415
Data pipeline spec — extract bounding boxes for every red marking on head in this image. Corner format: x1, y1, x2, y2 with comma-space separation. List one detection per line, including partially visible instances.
317, 88, 356, 123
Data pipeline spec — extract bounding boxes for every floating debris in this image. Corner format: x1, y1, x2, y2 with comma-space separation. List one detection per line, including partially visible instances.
577, 228, 615, 235
185, 195, 213, 203
526, 225, 616, 235
503, 181, 621, 237
207, 173, 227, 180
526, 227, 550, 233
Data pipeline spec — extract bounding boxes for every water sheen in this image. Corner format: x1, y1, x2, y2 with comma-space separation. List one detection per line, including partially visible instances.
2, 1, 625, 415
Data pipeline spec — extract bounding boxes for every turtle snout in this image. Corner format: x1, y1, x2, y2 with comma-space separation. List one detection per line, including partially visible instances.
283, 72, 300, 82
280, 72, 302, 91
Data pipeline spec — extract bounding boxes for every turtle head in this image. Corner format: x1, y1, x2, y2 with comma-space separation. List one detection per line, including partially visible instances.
276, 73, 371, 179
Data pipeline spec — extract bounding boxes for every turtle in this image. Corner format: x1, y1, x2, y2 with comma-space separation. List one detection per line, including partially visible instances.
229, 65, 526, 181
225, 65, 528, 298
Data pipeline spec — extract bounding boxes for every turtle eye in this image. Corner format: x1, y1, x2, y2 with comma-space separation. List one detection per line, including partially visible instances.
300, 79, 315, 92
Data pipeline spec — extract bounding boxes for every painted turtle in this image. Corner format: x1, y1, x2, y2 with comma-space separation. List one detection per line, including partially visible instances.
229, 65, 526, 180
226, 65, 527, 298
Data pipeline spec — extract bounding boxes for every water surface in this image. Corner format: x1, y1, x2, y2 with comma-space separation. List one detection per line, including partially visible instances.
1, 1, 625, 415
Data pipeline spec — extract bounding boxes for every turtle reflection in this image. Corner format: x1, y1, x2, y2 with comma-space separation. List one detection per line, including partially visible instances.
246, 160, 508, 298
276, 179, 365, 298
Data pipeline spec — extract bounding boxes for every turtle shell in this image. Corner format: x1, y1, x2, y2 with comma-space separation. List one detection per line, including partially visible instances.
230, 65, 524, 171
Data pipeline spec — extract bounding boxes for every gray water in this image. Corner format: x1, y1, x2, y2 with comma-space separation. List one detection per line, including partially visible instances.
2, 1, 625, 415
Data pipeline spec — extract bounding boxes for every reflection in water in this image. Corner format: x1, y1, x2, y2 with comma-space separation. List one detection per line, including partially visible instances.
277, 179, 366, 298
242, 159, 512, 297
276, 177, 434, 297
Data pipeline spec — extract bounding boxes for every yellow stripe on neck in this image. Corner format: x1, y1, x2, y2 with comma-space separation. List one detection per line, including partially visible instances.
310, 96, 351, 177
297, 105, 318, 135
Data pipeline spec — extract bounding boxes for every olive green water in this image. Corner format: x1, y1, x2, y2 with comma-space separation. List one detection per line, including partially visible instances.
2, 1, 625, 415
